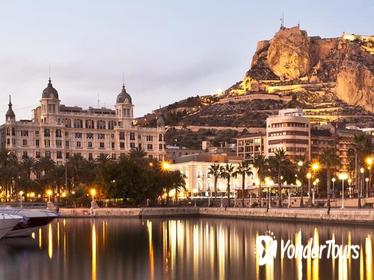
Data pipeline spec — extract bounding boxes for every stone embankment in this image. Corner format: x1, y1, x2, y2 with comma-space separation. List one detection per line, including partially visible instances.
59, 207, 374, 225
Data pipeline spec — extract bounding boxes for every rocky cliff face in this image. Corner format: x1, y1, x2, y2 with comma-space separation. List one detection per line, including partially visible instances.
141, 27, 374, 133
236, 26, 374, 114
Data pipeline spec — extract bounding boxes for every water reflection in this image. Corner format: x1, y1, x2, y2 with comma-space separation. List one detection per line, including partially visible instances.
0, 218, 373, 279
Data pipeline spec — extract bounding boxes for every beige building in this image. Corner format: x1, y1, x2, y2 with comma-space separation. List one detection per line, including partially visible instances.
236, 132, 266, 160
0, 79, 166, 163
265, 108, 311, 161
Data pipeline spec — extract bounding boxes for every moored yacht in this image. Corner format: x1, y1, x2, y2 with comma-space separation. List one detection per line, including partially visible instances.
0, 213, 24, 239
0, 208, 58, 238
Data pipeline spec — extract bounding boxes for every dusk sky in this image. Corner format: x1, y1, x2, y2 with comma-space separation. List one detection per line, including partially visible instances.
1, 0, 373, 119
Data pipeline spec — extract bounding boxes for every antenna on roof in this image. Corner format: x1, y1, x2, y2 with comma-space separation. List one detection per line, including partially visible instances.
280, 12, 285, 29
97, 93, 100, 108
297, 19, 300, 28
48, 64, 51, 80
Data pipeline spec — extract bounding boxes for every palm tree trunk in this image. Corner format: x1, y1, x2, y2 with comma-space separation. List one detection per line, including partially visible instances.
242, 173, 245, 208
214, 176, 218, 205
356, 151, 361, 208
300, 183, 304, 207
227, 178, 230, 207
278, 169, 282, 208
327, 169, 331, 214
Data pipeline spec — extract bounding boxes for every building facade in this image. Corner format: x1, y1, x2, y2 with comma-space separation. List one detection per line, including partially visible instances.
265, 108, 311, 161
170, 153, 257, 197
236, 133, 266, 161
0, 79, 166, 163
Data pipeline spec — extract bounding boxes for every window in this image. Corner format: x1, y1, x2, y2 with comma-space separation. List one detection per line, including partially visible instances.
147, 144, 153, 150
146, 135, 153, 141
44, 139, 50, 147
85, 120, 94, 129
75, 133, 82, 139
120, 142, 125, 149
22, 151, 28, 158
64, 119, 72, 128
56, 129, 62, 138
44, 129, 50, 137
159, 144, 163, 150
65, 141, 69, 148
159, 134, 163, 141
111, 153, 116, 160
22, 139, 27, 146
57, 151, 62, 159
88, 153, 93, 161
111, 142, 115, 149
97, 120, 106, 129
45, 151, 51, 159
12, 128, 15, 136
76, 141, 81, 148
119, 132, 125, 140
108, 121, 115, 130
99, 142, 105, 149
88, 142, 93, 149
6, 139, 10, 145
130, 133, 135, 140
66, 152, 70, 159
21, 130, 29, 137
6, 127, 10, 136
98, 133, 105, 140
56, 140, 62, 147
36, 151, 41, 159
87, 133, 94, 139
74, 119, 83, 128
130, 142, 135, 149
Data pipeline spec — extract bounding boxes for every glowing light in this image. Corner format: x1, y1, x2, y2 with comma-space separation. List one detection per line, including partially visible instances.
92, 223, 97, 280
306, 172, 312, 179
311, 162, 320, 172
147, 221, 154, 280
338, 173, 348, 181
161, 161, 171, 171
48, 224, 53, 259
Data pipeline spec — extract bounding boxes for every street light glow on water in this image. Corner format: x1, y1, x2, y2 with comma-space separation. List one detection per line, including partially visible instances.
0, 218, 373, 279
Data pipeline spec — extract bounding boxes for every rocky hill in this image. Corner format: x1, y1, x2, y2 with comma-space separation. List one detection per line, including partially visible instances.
139, 26, 374, 146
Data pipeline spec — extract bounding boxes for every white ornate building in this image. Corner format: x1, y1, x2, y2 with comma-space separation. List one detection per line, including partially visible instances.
0, 79, 166, 163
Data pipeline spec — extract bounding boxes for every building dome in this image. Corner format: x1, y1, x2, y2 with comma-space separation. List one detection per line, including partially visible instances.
6, 95, 15, 120
116, 84, 132, 104
42, 78, 59, 99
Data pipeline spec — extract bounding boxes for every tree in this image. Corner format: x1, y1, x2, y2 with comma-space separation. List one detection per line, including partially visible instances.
267, 149, 293, 208
253, 155, 269, 207
233, 160, 253, 207
353, 133, 372, 207
220, 163, 235, 207
320, 148, 339, 212
208, 163, 221, 205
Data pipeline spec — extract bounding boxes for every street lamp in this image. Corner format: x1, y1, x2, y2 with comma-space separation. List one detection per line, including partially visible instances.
306, 172, 312, 200
161, 161, 171, 171
332, 177, 336, 198
90, 188, 97, 202
46, 189, 53, 203
338, 173, 348, 209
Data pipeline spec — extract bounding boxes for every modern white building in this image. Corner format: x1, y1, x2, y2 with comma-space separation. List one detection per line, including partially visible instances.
0, 79, 166, 163
169, 153, 258, 197
265, 108, 311, 161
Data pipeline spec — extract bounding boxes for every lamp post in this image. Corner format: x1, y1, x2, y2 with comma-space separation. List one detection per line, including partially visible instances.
306, 172, 312, 206
348, 178, 352, 198
46, 189, 53, 203
338, 173, 348, 209
366, 178, 370, 198
19, 191, 24, 208
332, 177, 336, 199
297, 161, 304, 207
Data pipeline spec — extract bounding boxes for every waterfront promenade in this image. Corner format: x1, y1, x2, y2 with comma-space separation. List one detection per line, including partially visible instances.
59, 207, 374, 226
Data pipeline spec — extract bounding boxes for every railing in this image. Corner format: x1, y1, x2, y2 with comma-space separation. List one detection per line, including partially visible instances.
0, 202, 47, 208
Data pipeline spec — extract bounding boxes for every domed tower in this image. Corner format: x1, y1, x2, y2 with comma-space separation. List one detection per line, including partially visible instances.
115, 83, 134, 126
5, 95, 15, 123
40, 78, 60, 124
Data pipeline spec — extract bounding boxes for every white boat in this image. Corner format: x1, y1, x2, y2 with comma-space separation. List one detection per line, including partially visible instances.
0, 208, 58, 238
0, 213, 23, 239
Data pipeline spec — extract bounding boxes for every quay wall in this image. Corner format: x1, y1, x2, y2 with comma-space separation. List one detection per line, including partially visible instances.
59, 207, 374, 225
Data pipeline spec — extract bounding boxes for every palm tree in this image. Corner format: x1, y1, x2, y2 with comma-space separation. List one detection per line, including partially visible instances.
253, 155, 268, 207
320, 148, 339, 213
233, 160, 253, 207
208, 163, 221, 205
268, 149, 289, 208
220, 163, 235, 207
353, 133, 372, 207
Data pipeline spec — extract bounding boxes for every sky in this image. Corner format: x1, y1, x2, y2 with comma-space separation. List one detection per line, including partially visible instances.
0, 0, 373, 119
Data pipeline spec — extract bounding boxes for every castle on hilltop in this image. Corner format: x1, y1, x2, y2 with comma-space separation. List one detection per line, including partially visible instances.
0, 79, 166, 162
